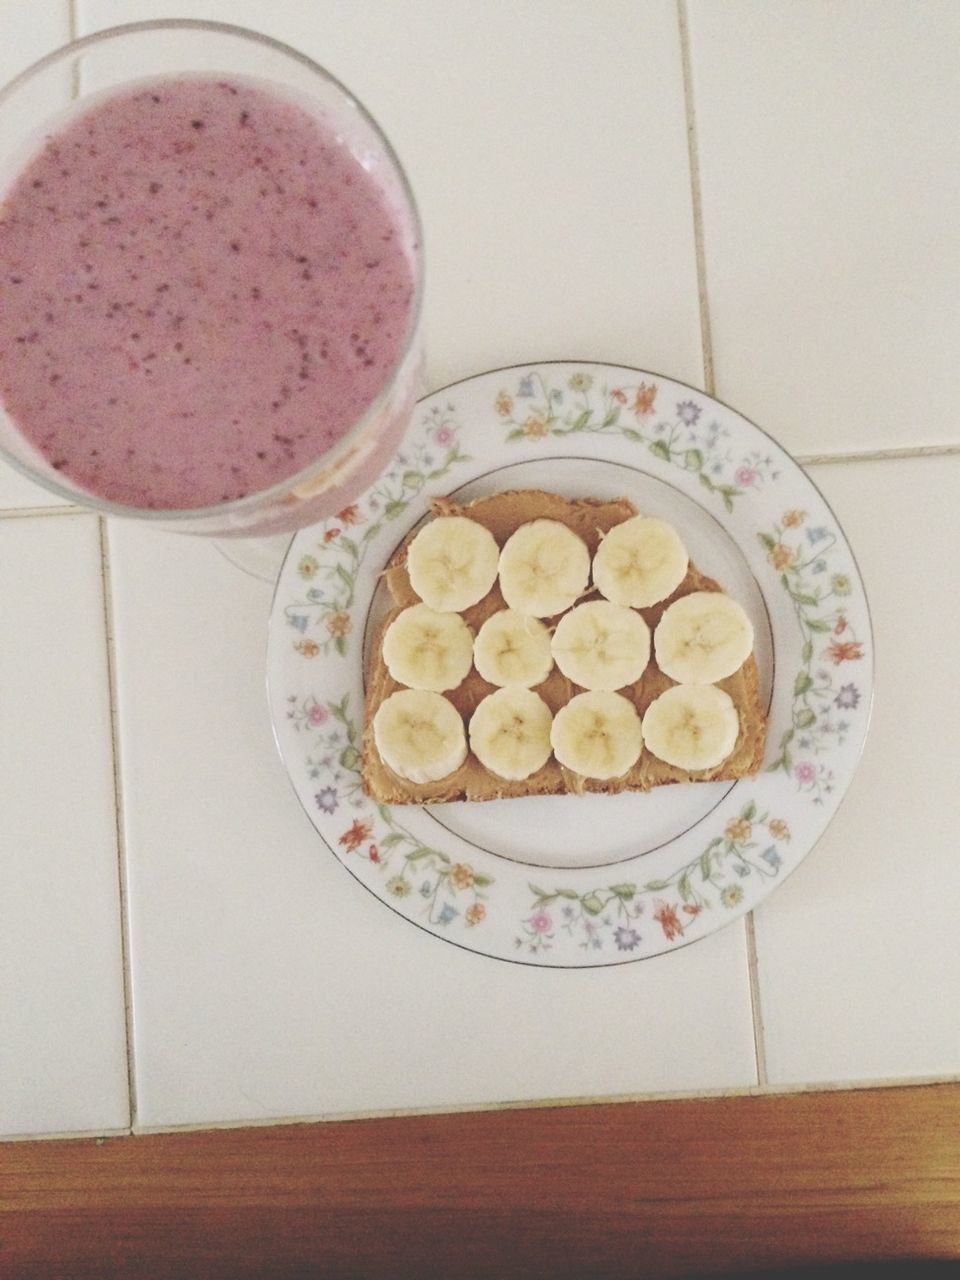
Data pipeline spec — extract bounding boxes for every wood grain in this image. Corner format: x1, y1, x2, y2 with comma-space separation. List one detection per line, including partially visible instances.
2, 1085, 960, 1278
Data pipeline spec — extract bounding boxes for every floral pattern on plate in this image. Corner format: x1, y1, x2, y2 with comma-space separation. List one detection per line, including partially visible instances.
267, 363, 873, 966
287, 693, 495, 931
518, 800, 789, 956
284, 411, 470, 657
496, 369, 781, 511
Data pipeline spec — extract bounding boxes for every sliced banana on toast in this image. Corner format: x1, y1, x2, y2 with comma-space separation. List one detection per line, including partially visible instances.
551, 600, 650, 691
364, 491, 765, 803
373, 689, 467, 784
550, 689, 643, 781
654, 590, 753, 683
498, 519, 590, 618
406, 515, 500, 612
641, 683, 740, 771
382, 603, 474, 692
592, 514, 688, 608
469, 687, 553, 781
473, 609, 554, 688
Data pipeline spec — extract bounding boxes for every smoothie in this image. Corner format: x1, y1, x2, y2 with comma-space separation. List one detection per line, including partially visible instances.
0, 75, 416, 509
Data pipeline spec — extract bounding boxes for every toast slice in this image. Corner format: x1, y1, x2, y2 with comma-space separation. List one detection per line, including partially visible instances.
362, 490, 767, 804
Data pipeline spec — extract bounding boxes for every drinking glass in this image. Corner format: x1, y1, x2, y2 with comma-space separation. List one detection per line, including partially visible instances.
0, 20, 423, 570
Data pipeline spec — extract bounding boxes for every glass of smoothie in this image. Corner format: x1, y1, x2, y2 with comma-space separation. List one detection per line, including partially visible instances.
0, 20, 423, 545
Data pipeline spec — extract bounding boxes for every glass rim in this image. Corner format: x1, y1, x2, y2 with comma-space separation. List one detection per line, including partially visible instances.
0, 18, 425, 523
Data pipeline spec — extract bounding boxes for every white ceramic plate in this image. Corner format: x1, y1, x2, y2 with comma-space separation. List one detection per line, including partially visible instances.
267, 363, 873, 966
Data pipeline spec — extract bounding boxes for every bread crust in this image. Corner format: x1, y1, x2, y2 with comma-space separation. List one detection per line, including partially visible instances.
362, 490, 767, 804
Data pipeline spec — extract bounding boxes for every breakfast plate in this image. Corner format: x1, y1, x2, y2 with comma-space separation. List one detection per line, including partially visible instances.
267, 362, 873, 965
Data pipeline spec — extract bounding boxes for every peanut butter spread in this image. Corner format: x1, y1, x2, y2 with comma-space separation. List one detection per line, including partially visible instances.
362, 490, 767, 805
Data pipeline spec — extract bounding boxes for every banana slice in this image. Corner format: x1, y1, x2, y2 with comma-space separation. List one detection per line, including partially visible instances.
550, 689, 643, 780
468, 687, 553, 781
497, 519, 591, 618
641, 683, 739, 771
654, 591, 754, 683
406, 516, 500, 612
382, 603, 474, 692
551, 601, 650, 691
592, 515, 689, 608
473, 609, 554, 688
373, 689, 467, 783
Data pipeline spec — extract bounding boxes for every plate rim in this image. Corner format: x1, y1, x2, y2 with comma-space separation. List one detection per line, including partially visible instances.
266, 359, 876, 967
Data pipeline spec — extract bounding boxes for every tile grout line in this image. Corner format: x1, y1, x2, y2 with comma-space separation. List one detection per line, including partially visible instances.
679, 0, 775, 1081
107, 1074, 960, 1138
1, 443, 959, 527
0, 503, 85, 520
6, 1073, 960, 1142
744, 914, 769, 1087
677, 0, 715, 398
678, 0, 774, 1088
97, 517, 139, 1132
795, 442, 960, 466
124, 1074, 960, 1135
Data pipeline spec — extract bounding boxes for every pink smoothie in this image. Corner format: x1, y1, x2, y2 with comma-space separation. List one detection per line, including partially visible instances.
0, 76, 416, 509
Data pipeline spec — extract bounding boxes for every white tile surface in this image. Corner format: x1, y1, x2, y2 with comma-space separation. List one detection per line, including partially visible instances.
0, 0, 68, 83
0, 513, 129, 1137
753, 453, 960, 1086
0, 0, 73, 510
78, 0, 705, 393
687, 0, 960, 456
108, 524, 757, 1129
0, 462, 69, 513
0, 0, 954, 1139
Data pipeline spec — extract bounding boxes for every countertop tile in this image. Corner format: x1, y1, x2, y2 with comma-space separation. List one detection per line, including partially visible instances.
0, 513, 129, 1137
0, 0, 69, 86
107, 524, 757, 1129
78, 0, 705, 393
686, 0, 960, 456
0, 468, 70, 514
2, 0, 956, 1138
753, 452, 960, 1086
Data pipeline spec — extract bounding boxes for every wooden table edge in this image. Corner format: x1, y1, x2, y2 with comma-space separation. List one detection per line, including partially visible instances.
2, 1082, 959, 1277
